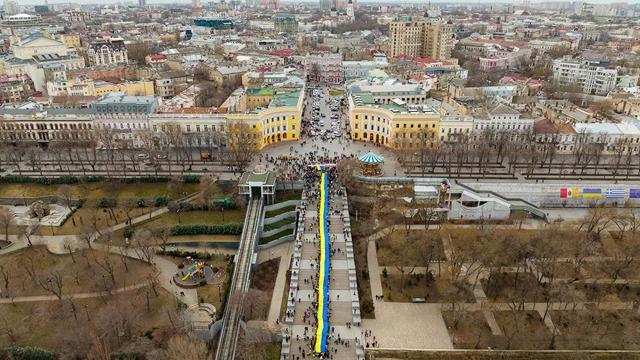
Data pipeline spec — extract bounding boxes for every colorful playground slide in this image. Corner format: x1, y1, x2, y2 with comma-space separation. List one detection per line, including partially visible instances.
182, 261, 205, 281
314, 166, 331, 354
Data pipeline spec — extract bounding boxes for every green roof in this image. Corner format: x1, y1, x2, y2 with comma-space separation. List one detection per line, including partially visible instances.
247, 88, 274, 96
269, 90, 300, 108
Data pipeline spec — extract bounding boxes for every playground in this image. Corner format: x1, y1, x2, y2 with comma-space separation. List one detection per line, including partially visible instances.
173, 256, 222, 288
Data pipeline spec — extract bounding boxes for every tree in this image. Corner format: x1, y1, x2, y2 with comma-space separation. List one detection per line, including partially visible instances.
224, 121, 259, 174
127, 41, 154, 65
18, 223, 38, 247
38, 271, 64, 301
165, 335, 209, 359
0, 208, 15, 242
168, 201, 183, 223
58, 185, 75, 211
132, 228, 156, 264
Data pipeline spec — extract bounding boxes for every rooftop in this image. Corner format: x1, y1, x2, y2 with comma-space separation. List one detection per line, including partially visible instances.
96, 93, 157, 105
268, 90, 301, 108
247, 88, 275, 96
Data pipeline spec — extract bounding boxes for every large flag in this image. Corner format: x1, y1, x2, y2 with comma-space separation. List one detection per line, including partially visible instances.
630, 189, 640, 199
560, 187, 581, 198
606, 189, 626, 199
582, 188, 602, 199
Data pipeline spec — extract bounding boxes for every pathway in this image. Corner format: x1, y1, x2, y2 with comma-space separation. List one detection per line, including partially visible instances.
364, 236, 453, 350
281, 179, 365, 359
0, 282, 150, 304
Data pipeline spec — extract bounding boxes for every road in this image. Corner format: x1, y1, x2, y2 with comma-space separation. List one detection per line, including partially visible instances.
215, 198, 263, 360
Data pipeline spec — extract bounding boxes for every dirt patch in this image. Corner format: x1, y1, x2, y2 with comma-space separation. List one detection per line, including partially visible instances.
1, 246, 156, 298
551, 310, 640, 350
493, 311, 552, 350
381, 272, 475, 303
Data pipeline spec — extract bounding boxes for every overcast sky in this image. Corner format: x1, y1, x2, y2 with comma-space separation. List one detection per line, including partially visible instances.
12, 0, 633, 6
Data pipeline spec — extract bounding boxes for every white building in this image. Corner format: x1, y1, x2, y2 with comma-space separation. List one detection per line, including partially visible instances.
11, 33, 67, 60
473, 103, 535, 134
552, 57, 639, 96
343, 57, 389, 82
87, 38, 129, 66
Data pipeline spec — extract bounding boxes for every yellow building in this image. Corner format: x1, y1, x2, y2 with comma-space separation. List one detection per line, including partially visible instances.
388, 16, 454, 60
348, 94, 441, 148
245, 88, 274, 110
149, 86, 304, 150
94, 81, 155, 97
227, 88, 303, 148
56, 33, 81, 48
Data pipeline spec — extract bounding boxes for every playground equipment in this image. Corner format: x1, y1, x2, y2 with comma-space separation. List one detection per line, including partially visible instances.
182, 257, 206, 281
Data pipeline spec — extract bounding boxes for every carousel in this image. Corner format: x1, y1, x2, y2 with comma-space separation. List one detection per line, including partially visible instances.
358, 151, 384, 176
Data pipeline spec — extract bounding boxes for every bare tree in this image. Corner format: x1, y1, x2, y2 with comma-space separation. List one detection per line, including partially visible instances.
132, 228, 156, 264
0, 208, 15, 243
38, 271, 64, 300
165, 334, 209, 359
223, 121, 259, 174
18, 223, 38, 247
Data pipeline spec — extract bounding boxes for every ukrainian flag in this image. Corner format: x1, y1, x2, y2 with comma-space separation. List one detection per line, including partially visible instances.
314, 170, 330, 353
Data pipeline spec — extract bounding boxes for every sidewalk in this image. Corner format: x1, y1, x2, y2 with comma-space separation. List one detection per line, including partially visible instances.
0, 282, 149, 304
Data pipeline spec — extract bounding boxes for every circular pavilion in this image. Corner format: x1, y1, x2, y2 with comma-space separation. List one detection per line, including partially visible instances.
358, 151, 384, 176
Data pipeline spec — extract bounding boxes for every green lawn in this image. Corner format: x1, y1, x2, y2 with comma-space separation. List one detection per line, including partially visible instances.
0, 181, 200, 199
276, 189, 302, 202
136, 210, 245, 229
265, 205, 297, 218
260, 228, 294, 244
263, 217, 296, 232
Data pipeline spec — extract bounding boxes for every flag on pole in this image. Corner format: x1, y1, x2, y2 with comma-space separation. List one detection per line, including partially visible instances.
630, 189, 640, 199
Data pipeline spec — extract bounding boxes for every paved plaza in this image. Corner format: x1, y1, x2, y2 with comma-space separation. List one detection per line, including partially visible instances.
282, 179, 365, 359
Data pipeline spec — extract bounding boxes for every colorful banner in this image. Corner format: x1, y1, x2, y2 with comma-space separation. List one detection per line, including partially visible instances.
582, 188, 602, 199
606, 189, 626, 199
560, 187, 581, 198
314, 168, 330, 354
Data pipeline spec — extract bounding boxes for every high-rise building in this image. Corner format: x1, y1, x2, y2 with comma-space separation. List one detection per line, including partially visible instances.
138, 0, 146, 7
346, 0, 354, 19
319, 0, 331, 11
387, 16, 454, 60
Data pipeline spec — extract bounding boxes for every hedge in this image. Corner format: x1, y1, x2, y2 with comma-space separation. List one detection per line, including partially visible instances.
182, 175, 200, 184
154, 196, 169, 207
170, 224, 243, 236
122, 176, 170, 183
0, 346, 58, 360
158, 249, 213, 260
111, 352, 145, 360
98, 196, 117, 208
0, 175, 104, 185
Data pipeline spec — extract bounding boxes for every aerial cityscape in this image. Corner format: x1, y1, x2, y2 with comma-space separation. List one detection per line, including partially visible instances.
2, 0, 640, 359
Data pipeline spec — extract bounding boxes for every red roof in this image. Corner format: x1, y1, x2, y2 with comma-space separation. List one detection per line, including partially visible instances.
148, 54, 167, 61
270, 49, 295, 57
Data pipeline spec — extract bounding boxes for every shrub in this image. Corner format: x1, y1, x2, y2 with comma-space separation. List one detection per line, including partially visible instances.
0, 346, 58, 360
360, 298, 375, 315
136, 198, 147, 207
0, 175, 104, 185
98, 196, 117, 208
123, 227, 134, 238
158, 249, 212, 260
182, 175, 200, 184
123, 176, 170, 184
154, 196, 170, 207
170, 224, 243, 236
111, 352, 144, 360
